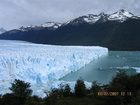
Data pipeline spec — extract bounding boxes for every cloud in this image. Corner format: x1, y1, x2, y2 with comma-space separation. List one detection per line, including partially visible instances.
0, 0, 140, 30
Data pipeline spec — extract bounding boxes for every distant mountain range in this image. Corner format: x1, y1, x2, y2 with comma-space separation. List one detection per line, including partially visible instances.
0, 9, 140, 51
0, 28, 6, 34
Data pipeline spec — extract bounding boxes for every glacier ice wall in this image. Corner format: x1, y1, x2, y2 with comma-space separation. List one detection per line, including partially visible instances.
0, 40, 108, 96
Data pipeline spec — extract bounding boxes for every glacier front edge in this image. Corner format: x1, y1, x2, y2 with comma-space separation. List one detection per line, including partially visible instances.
0, 40, 108, 96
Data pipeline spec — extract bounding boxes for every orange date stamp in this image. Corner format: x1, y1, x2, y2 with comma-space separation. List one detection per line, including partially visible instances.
97, 92, 132, 96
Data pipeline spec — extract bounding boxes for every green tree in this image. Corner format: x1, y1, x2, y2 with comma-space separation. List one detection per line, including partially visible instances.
25, 95, 42, 105
1, 93, 17, 105
109, 70, 129, 91
10, 79, 32, 105
91, 81, 101, 96
74, 79, 86, 97
63, 84, 71, 97
10, 79, 32, 97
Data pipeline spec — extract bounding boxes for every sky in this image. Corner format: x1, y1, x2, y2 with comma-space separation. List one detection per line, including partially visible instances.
0, 0, 140, 30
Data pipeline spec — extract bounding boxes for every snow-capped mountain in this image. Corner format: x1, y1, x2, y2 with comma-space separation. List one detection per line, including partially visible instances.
65, 9, 139, 25
0, 9, 140, 51
41, 22, 62, 28
108, 9, 138, 22
19, 22, 62, 31
16, 9, 139, 30
11, 9, 139, 31
64, 13, 108, 25
0, 28, 6, 34
0, 40, 108, 96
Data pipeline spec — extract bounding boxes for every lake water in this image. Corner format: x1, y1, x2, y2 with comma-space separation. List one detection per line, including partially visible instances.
62, 51, 140, 84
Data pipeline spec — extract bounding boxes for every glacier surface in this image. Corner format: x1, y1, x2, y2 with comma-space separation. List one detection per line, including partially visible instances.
0, 40, 108, 97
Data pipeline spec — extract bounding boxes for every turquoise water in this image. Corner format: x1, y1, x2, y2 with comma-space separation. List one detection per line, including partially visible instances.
62, 51, 140, 84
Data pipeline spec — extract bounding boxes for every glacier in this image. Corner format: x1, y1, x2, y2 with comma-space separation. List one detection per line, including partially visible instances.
0, 40, 108, 97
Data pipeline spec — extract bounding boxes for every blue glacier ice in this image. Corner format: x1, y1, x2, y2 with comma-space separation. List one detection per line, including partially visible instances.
0, 40, 108, 97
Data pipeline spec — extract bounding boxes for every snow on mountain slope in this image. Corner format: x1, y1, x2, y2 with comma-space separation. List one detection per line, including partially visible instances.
7, 10, 139, 32
64, 13, 106, 25
19, 22, 62, 31
64, 9, 140, 25
83, 14, 100, 23
64, 14, 101, 25
108, 9, 137, 22
0, 40, 108, 96
41, 22, 62, 28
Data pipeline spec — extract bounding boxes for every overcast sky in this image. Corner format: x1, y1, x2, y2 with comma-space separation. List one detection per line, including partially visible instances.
0, 0, 140, 30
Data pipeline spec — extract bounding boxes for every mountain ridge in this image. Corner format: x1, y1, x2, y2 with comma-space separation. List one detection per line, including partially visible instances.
0, 28, 6, 34
0, 9, 140, 51
13, 9, 140, 31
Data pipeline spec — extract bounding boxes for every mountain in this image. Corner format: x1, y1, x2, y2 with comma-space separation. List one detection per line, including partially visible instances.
63, 9, 138, 25
0, 28, 6, 34
0, 9, 140, 51
19, 22, 62, 31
